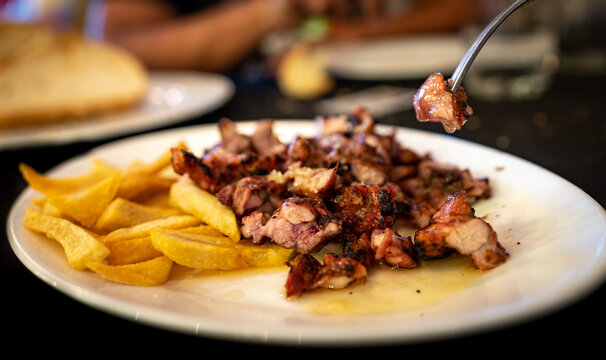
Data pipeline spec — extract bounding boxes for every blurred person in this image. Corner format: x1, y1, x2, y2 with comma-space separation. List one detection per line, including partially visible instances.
103, 0, 479, 73
103, 0, 342, 72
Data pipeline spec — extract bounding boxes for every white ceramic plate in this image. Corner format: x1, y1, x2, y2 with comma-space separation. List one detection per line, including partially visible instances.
8, 121, 606, 346
0, 71, 234, 150
322, 35, 467, 80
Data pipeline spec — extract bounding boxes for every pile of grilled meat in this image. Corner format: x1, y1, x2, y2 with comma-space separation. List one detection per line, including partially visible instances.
171, 107, 508, 298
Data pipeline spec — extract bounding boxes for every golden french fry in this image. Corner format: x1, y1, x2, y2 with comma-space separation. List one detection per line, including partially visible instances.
178, 224, 225, 237
236, 241, 295, 268
169, 180, 240, 241
46, 172, 121, 228
95, 197, 182, 233
115, 143, 186, 202
105, 236, 163, 266
100, 215, 201, 243
150, 228, 248, 270
35, 198, 63, 217
117, 172, 175, 202
126, 142, 187, 175
139, 191, 173, 208
19, 159, 118, 196
88, 256, 173, 286
156, 164, 180, 181
23, 208, 109, 270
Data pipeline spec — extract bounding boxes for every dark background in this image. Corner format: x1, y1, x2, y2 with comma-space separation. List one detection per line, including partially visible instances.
2, 1, 606, 356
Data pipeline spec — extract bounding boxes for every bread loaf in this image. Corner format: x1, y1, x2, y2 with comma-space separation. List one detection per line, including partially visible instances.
0, 23, 148, 129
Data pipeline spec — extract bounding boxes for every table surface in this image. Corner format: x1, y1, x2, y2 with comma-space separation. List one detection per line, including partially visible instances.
2, 60, 605, 354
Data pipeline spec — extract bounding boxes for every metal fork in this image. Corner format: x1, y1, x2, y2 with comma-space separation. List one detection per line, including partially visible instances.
449, 0, 536, 93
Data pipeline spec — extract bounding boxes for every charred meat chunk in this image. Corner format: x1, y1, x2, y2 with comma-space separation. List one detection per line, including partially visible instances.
250, 119, 287, 155
283, 163, 340, 199
314, 253, 367, 291
414, 192, 508, 270
342, 232, 375, 268
215, 176, 287, 217
170, 147, 282, 193
399, 160, 490, 211
285, 253, 367, 298
330, 184, 398, 235
413, 73, 472, 133
371, 228, 419, 269
240, 197, 342, 254
284, 253, 322, 298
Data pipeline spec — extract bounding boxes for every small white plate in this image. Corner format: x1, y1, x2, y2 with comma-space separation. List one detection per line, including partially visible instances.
322, 35, 467, 80
0, 71, 234, 150
7, 121, 606, 346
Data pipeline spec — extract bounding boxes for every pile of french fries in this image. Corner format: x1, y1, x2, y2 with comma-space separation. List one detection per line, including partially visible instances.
19, 143, 294, 287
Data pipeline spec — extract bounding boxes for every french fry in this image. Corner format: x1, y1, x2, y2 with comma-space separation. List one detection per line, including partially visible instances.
23, 208, 109, 270
35, 198, 63, 217
178, 224, 225, 237
19, 159, 118, 196
169, 179, 240, 241
236, 241, 295, 268
150, 228, 248, 270
46, 172, 122, 228
105, 236, 163, 266
95, 197, 182, 233
115, 143, 187, 202
116, 172, 174, 202
126, 142, 187, 175
100, 215, 201, 243
88, 256, 173, 286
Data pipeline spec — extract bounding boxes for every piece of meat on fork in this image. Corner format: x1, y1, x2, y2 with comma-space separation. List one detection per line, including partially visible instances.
413, 73, 473, 133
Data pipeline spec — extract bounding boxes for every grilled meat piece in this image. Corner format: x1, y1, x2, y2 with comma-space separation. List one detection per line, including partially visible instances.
282, 163, 340, 199
329, 184, 398, 235
170, 147, 283, 193
217, 117, 253, 153
240, 197, 342, 253
215, 176, 287, 217
413, 73, 472, 133
251, 119, 287, 155
414, 192, 508, 270
314, 253, 367, 290
370, 228, 419, 269
284, 253, 321, 298
408, 199, 437, 228
315, 114, 350, 137
342, 232, 374, 268
285, 252, 367, 298
285, 136, 329, 168
314, 106, 375, 137
399, 160, 490, 211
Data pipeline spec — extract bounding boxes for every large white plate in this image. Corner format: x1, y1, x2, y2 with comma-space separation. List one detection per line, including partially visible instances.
7, 121, 606, 346
0, 71, 234, 150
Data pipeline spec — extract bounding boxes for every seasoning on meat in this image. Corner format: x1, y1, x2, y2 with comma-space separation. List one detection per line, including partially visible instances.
171, 107, 506, 297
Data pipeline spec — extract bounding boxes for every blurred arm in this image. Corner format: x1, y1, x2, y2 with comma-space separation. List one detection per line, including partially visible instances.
103, 0, 309, 72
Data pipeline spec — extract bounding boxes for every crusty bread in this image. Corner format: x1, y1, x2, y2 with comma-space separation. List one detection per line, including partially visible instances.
0, 23, 149, 129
